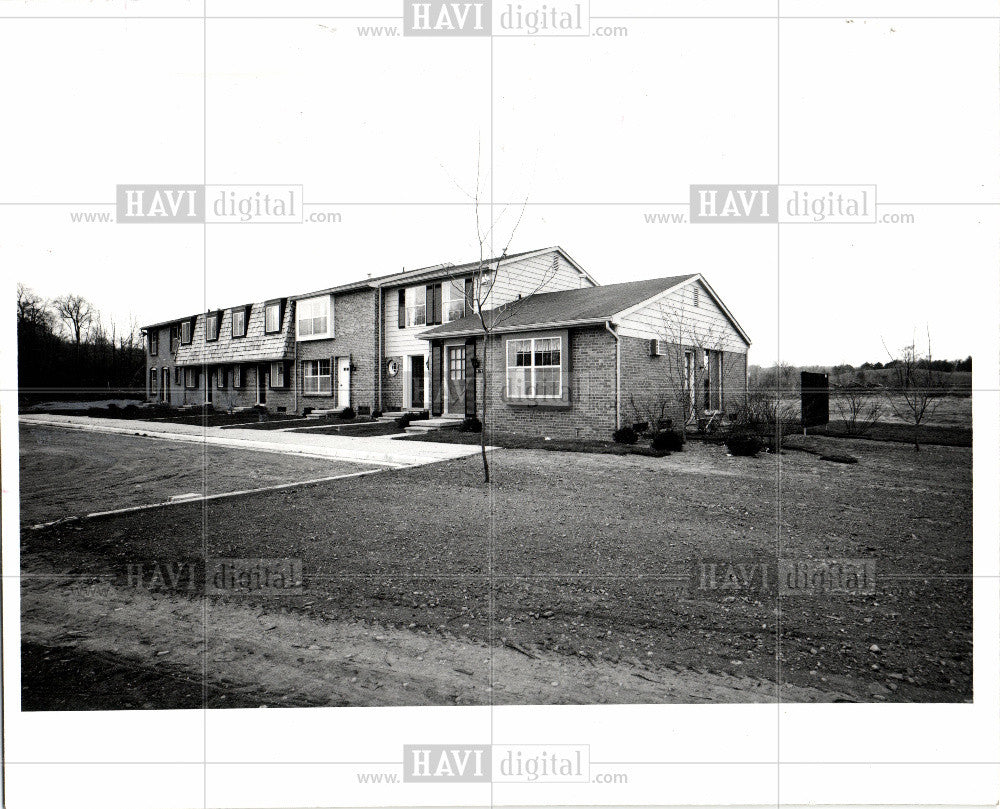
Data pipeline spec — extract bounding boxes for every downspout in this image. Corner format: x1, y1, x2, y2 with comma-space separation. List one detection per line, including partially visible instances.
376, 286, 383, 411
604, 320, 620, 431
293, 336, 298, 414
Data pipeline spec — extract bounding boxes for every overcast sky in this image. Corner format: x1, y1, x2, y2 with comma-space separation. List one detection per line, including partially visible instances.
2, 12, 997, 366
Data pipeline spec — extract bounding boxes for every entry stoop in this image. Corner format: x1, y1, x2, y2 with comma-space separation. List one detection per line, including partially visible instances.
403, 415, 464, 435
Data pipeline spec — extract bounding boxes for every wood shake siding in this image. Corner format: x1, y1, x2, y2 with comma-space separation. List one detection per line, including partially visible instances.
173, 301, 295, 366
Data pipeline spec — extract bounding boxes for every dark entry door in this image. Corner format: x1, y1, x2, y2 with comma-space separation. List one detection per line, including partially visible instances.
257, 365, 267, 405
410, 356, 425, 409
446, 346, 466, 414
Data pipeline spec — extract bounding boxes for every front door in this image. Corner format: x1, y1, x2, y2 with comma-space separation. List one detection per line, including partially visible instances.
446, 345, 466, 414
337, 357, 351, 407
410, 355, 425, 409
257, 365, 267, 405
684, 351, 695, 419
206, 371, 213, 404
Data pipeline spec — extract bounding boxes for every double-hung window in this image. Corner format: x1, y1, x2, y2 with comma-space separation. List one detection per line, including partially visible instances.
231, 307, 247, 338
405, 286, 426, 327
270, 361, 285, 388
302, 359, 332, 394
206, 312, 220, 342
180, 320, 193, 345
445, 278, 468, 322
265, 301, 282, 333
149, 332, 158, 356
506, 336, 562, 398
296, 296, 332, 339
184, 368, 198, 389
232, 365, 243, 388
216, 366, 227, 389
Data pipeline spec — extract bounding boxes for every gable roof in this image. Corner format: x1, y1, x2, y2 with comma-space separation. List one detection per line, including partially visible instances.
419, 274, 699, 339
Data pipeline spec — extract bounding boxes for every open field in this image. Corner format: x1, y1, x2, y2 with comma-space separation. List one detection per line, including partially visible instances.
20, 425, 972, 707
18, 425, 382, 525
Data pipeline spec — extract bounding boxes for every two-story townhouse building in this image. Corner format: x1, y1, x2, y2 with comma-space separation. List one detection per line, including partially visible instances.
143, 246, 750, 439
143, 297, 296, 410
378, 247, 597, 415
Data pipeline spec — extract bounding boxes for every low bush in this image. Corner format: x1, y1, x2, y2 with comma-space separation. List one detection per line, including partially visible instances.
631, 421, 649, 435
651, 430, 684, 452
459, 416, 483, 433
339, 406, 356, 420
726, 431, 763, 457
371, 409, 383, 419
396, 413, 413, 429
612, 426, 639, 445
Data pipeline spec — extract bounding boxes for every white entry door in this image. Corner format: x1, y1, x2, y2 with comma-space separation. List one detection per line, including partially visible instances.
337, 357, 351, 407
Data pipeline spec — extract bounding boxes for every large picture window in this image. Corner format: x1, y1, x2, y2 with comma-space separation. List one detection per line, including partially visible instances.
506, 336, 562, 398
302, 359, 332, 394
296, 295, 332, 339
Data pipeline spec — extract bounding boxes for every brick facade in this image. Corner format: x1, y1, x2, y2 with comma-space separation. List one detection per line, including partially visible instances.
620, 335, 747, 429
295, 288, 378, 413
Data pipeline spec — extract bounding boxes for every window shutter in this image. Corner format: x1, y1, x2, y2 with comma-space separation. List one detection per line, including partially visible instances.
432, 283, 442, 325
398, 289, 406, 328
464, 278, 473, 316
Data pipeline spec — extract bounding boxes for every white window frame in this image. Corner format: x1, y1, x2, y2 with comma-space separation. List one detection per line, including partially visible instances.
180, 320, 192, 344
206, 313, 219, 342
216, 366, 227, 390
231, 308, 247, 338
302, 358, 332, 395
184, 367, 198, 389
444, 278, 467, 323
270, 361, 285, 388
405, 286, 426, 327
505, 336, 563, 399
233, 365, 243, 388
264, 302, 282, 334
296, 295, 333, 340
149, 332, 158, 355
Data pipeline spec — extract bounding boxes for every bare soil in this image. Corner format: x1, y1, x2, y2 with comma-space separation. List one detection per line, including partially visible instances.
19, 424, 381, 525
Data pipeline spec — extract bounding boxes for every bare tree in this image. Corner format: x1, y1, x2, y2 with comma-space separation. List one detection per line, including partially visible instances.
651, 297, 727, 443
445, 151, 554, 482
834, 385, 882, 436
882, 329, 946, 451
52, 293, 94, 345
16, 283, 53, 330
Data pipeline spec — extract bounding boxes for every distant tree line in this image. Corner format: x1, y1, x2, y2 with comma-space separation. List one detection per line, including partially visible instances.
17, 284, 146, 404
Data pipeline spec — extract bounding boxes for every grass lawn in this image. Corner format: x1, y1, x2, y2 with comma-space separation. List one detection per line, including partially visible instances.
22, 433, 971, 703
18, 425, 382, 525
288, 421, 402, 437
401, 427, 670, 456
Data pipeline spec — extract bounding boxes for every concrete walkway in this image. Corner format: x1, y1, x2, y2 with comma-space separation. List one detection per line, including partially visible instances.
19, 414, 485, 468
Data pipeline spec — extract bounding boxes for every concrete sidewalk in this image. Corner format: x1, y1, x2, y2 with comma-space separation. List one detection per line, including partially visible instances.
19, 414, 486, 468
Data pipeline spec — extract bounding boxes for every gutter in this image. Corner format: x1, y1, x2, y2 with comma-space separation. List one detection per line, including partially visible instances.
604, 320, 621, 431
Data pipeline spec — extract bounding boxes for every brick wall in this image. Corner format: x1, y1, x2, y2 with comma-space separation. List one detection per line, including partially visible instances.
619, 335, 748, 429
295, 288, 377, 413
459, 325, 618, 440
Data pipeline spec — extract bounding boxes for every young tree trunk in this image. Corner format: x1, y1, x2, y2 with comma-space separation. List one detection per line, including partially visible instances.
480, 335, 490, 483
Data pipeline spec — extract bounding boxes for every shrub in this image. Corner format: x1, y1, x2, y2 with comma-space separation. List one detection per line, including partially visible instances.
459, 416, 482, 433
339, 406, 356, 420
726, 431, 763, 457
357, 405, 371, 417
612, 426, 639, 445
371, 409, 383, 419
631, 421, 649, 435
651, 429, 684, 452
396, 413, 413, 429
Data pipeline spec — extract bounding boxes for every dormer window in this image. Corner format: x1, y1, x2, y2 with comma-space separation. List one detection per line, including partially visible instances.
205, 311, 221, 342
231, 306, 248, 338
264, 300, 283, 333
180, 320, 193, 345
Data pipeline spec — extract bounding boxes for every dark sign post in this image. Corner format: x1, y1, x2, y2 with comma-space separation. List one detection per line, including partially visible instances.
800, 371, 830, 434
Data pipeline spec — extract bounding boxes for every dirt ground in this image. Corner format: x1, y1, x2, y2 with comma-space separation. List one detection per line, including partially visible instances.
20, 430, 972, 707
18, 424, 382, 525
